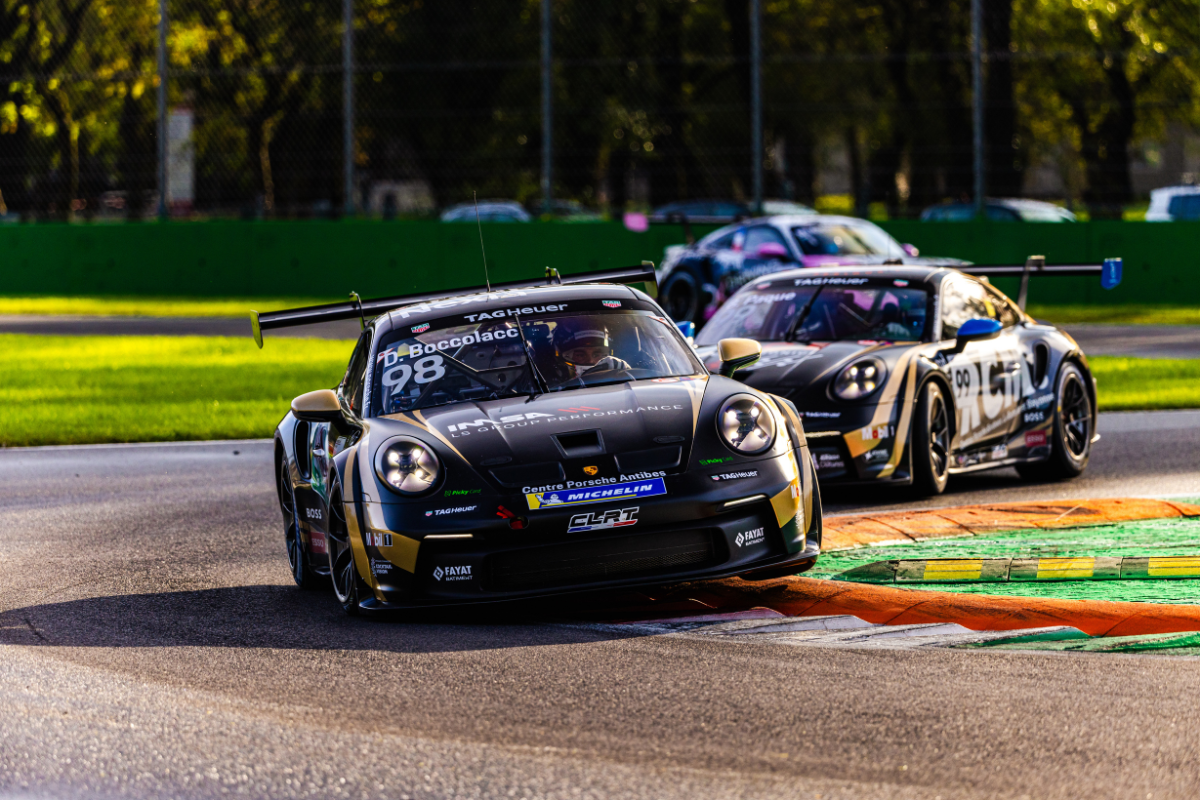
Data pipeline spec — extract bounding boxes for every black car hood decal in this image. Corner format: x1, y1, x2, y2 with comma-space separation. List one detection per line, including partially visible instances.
380, 378, 707, 468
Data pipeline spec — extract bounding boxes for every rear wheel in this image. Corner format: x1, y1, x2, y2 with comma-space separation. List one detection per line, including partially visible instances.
912, 380, 951, 496
1017, 362, 1092, 481
326, 486, 371, 615
280, 460, 320, 590
661, 268, 701, 324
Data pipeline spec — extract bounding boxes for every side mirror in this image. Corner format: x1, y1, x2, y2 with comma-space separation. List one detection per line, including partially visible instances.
752, 242, 790, 261
717, 337, 762, 377
676, 320, 695, 341
902, 243, 919, 257
952, 318, 1002, 353
291, 389, 344, 423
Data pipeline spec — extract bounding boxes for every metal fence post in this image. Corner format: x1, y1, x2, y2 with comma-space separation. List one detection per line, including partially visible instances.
971, 0, 984, 218
541, 0, 552, 216
157, 0, 168, 221
750, 0, 763, 215
343, 0, 355, 216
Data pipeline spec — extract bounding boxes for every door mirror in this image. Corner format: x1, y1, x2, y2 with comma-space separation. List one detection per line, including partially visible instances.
902, 243, 919, 257
291, 389, 344, 423
752, 242, 790, 261
676, 320, 695, 341
952, 317, 1002, 353
717, 338, 762, 377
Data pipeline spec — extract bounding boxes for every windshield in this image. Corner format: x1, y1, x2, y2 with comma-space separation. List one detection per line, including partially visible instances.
697, 277, 931, 344
372, 308, 702, 414
791, 223, 898, 256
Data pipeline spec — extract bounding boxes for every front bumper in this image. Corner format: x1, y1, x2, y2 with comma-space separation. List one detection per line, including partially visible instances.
353, 451, 817, 610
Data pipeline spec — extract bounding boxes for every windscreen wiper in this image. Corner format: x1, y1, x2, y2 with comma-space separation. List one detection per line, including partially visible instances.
785, 287, 823, 342
512, 313, 551, 396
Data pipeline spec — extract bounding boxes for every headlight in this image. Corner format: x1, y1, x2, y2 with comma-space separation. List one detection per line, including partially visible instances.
374, 436, 441, 495
833, 358, 886, 401
716, 395, 776, 455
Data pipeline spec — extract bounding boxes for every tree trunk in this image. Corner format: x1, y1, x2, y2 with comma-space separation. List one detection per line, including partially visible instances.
984, 0, 1022, 197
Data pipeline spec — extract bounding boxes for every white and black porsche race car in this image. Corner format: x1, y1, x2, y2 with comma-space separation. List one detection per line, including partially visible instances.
256, 267, 823, 614
694, 259, 1122, 495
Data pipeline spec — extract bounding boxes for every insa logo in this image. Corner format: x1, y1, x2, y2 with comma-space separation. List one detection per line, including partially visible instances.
433, 565, 473, 582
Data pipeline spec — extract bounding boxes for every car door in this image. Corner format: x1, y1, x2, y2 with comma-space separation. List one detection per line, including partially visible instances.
940, 277, 1025, 458
721, 225, 794, 297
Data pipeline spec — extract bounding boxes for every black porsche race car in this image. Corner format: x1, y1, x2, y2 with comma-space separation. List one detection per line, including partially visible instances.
693, 259, 1122, 495
255, 267, 823, 614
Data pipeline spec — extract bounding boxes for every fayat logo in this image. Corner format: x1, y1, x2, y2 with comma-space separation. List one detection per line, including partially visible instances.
433, 565, 473, 582
735, 527, 766, 547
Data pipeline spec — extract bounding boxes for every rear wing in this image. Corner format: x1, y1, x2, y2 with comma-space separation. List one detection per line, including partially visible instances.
251, 263, 658, 348
964, 255, 1122, 311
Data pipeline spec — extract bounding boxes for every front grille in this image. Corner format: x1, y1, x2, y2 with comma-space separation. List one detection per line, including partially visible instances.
488, 529, 717, 592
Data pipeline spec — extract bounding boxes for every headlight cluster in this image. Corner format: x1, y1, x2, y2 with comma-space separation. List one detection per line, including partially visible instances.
833, 358, 886, 401
375, 436, 441, 495
716, 395, 776, 455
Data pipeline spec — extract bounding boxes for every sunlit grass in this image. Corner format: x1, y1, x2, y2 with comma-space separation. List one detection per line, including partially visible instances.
1027, 305, 1200, 326
0, 296, 336, 318
0, 334, 351, 446
1090, 356, 1200, 411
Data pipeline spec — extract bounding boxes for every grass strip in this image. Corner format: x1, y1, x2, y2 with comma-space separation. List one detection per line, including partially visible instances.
0, 296, 336, 318
1089, 356, 1200, 410
0, 334, 351, 446
1027, 304, 1200, 326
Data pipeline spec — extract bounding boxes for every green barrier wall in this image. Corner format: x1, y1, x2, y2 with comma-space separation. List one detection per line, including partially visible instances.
0, 219, 1196, 303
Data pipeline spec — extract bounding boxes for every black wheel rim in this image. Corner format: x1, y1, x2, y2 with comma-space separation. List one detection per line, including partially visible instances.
326, 492, 356, 605
280, 461, 304, 583
1061, 373, 1091, 458
929, 391, 950, 479
666, 279, 696, 321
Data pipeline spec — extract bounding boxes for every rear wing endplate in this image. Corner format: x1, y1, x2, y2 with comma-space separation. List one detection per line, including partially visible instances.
251, 263, 657, 348
964, 255, 1122, 311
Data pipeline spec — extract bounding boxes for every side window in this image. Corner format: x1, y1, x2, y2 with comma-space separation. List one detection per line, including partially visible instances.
983, 284, 1021, 328
743, 226, 789, 255
341, 330, 373, 417
940, 279, 995, 340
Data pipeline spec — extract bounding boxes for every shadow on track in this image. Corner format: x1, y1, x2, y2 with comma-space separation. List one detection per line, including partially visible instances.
0, 584, 658, 654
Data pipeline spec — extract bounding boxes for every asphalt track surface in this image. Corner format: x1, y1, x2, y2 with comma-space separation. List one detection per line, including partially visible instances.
3, 410, 1200, 798
2, 315, 1200, 359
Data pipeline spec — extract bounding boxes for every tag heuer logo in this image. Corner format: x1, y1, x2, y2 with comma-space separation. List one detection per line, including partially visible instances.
433, 566, 444, 580
411, 323, 431, 334
602, 300, 621, 308
583, 465, 599, 476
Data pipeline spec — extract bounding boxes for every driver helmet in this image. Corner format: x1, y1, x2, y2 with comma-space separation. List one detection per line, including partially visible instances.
553, 321, 612, 378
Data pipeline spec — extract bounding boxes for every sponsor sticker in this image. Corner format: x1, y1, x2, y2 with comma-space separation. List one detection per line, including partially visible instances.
366, 532, 393, 547
815, 451, 845, 471
894, 279, 909, 287
304, 507, 322, 520
863, 448, 889, 464
583, 465, 599, 476
445, 488, 482, 496
700, 457, 731, 465
527, 477, 667, 511
424, 505, 477, 517
433, 565, 473, 582
861, 423, 893, 441
991, 443, 1008, 460
411, 323, 431, 334
801, 411, 841, 419
310, 531, 327, 554
735, 527, 766, 547
1025, 430, 1048, 448
568, 507, 639, 533
710, 470, 759, 482
602, 300, 622, 308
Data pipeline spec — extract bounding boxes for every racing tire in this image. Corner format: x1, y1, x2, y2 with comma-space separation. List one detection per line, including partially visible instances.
661, 268, 702, 324
912, 380, 951, 496
280, 459, 321, 590
326, 485, 371, 615
1016, 361, 1092, 482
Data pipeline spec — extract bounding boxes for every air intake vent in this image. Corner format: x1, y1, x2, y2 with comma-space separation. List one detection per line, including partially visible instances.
553, 430, 604, 458
490, 461, 565, 488
488, 530, 717, 592
614, 446, 682, 473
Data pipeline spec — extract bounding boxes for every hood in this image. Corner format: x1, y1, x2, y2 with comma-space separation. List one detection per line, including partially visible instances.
377, 378, 707, 479
697, 340, 917, 392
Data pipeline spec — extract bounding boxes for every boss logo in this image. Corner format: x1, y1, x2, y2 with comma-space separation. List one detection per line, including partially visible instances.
305, 507, 322, 520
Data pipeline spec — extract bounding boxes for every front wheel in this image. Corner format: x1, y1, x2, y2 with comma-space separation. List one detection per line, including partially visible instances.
661, 268, 702, 324
1017, 362, 1093, 482
280, 460, 321, 590
911, 380, 951, 496
326, 486, 371, 615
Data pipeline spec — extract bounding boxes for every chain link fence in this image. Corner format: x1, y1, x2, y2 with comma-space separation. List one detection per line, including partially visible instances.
0, 0, 1194, 221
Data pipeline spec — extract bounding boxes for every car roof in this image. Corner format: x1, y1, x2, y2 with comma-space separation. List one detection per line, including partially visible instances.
376, 282, 653, 334
748, 264, 952, 286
